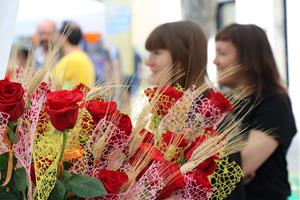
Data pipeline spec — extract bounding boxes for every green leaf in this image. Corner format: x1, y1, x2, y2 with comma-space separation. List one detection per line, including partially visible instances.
7, 121, 18, 144
0, 191, 21, 200
0, 186, 5, 192
62, 170, 73, 180
178, 150, 186, 166
13, 167, 28, 192
0, 153, 9, 172
62, 161, 72, 170
0, 152, 17, 183
48, 179, 66, 200
7, 121, 18, 131
62, 170, 73, 193
67, 174, 106, 198
7, 128, 18, 144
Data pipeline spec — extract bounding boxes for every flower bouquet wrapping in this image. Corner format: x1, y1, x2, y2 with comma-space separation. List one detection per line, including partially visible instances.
0, 63, 246, 200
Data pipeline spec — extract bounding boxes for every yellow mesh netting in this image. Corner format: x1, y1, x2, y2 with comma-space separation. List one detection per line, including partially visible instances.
67, 109, 94, 149
35, 111, 51, 142
159, 94, 194, 133
68, 115, 132, 177
64, 109, 95, 175
53, 109, 94, 176
210, 157, 244, 200
33, 126, 61, 200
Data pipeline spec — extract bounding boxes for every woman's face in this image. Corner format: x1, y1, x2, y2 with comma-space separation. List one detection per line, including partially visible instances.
145, 49, 173, 84
213, 40, 243, 88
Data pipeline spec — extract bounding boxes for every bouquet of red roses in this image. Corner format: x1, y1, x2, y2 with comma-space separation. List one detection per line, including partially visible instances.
0, 77, 54, 200
0, 70, 107, 199
0, 63, 246, 200
116, 85, 245, 200
61, 84, 244, 200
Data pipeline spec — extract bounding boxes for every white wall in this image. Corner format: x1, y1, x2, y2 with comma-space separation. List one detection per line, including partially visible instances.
286, 0, 300, 172
15, 0, 105, 36
131, 0, 182, 79
0, 0, 19, 79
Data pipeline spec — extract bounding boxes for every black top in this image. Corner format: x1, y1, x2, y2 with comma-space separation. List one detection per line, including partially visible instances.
224, 96, 253, 200
243, 91, 297, 200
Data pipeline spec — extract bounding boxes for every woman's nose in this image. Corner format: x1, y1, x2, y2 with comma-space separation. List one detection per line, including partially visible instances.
145, 57, 153, 67
213, 57, 218, 65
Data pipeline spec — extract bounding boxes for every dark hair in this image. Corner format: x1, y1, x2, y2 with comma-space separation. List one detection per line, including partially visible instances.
215, 23, 286, 98
145, 20, 207, 89
60, 21, 82, 45
18, 48, 29, 58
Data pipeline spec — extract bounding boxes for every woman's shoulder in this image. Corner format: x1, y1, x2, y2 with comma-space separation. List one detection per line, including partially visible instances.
250, 90, 297, 142
258, 90, 291, 109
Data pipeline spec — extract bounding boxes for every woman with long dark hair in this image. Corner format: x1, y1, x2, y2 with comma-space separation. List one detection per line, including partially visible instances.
214, 23, 297, 200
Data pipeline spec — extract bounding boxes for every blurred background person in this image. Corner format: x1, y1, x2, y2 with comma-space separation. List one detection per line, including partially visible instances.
214, 23, 297, 200
17, 48, 29, 68
54, 20, 95, 89
34, 19, 57, 69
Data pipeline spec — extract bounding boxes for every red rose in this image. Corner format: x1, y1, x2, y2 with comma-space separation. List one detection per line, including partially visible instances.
162, 131, 187, 148
185, 135, 207, 161
160, 86, 183, 100
185, 128, 219, 161
114, 113, 132, 135
86, 100, 117, 122
94, 168, 128, 194
196, 155, 218, 176
107, 113, 133, 147
0, 79, 25, 121
187, 155, 218, 188
130, 143, 165, 164
139, 129, 154, 143
145, 86, 183, 116
157, 161, 185, 199
129, 143, 165, 180
204, 89, 233, 115
187, 169, 210, 188
4, 72, 10, 81
45, 89, 83, 131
